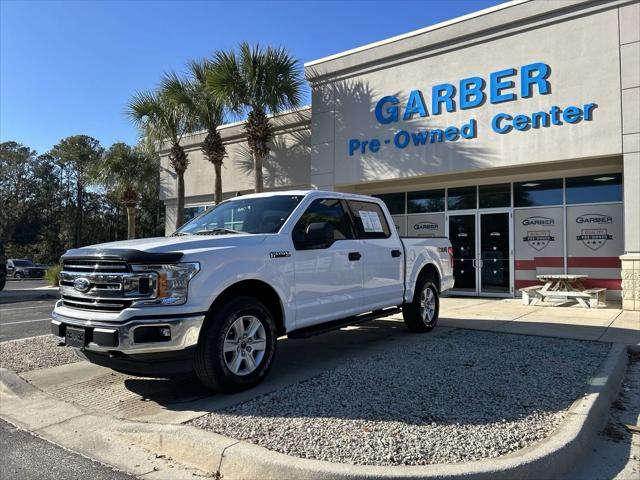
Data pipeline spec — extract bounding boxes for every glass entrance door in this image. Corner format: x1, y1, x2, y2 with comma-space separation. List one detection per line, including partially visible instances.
448, 214, 477, 294
448, 211, 512, 296
479, 212, 511, 295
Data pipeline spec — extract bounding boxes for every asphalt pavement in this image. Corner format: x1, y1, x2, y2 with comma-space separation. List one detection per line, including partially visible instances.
0, 282, 137, 480
0, 419, 135, 480
0, 279, 57, 341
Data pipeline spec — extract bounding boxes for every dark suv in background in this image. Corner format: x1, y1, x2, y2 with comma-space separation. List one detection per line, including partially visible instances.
7, 259, 46, 278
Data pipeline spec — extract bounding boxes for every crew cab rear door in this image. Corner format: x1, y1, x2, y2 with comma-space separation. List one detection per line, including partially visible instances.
346, 200, 404, 310
291, 198, 364, 328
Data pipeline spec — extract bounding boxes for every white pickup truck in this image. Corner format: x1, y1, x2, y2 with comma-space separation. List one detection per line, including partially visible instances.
52, 191, 454, 392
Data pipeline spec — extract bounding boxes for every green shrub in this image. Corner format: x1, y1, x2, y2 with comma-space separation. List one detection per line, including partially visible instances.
46, 264, 62, 287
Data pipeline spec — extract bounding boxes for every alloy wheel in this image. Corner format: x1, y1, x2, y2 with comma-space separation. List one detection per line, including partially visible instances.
222, 315, 267, 376
420, 285, 436, 324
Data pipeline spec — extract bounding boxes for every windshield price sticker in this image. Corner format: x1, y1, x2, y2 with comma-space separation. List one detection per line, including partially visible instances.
360, 211, 383, 233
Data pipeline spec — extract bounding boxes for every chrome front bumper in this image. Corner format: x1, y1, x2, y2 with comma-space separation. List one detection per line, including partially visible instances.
51, 310, 206, 355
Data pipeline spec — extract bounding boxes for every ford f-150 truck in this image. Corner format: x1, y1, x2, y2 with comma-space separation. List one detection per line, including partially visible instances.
52, 191, 454, 392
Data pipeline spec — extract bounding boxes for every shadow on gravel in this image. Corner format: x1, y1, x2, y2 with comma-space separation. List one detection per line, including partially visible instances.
121, 320, 610, 429
121, 320, 414, 411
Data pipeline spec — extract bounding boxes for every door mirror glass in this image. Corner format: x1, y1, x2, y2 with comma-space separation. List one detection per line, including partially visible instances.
303, 222, 334, 249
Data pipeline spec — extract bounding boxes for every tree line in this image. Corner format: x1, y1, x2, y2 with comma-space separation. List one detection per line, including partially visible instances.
0, 137, 164, 264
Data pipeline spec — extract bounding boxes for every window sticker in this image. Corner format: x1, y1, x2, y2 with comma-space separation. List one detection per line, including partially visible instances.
360, 210, 383, 232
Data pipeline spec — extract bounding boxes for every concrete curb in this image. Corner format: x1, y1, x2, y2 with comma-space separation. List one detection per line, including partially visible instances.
0, 343, 629, 480
0, 289, 58, 304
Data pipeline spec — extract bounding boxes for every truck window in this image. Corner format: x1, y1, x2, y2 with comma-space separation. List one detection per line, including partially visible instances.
292, 198, 354, 248
347, 201, 392, 239
176, 195, 303, 235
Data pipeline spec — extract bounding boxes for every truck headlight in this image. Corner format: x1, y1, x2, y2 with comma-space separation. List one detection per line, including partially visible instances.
132, 262, 200, 306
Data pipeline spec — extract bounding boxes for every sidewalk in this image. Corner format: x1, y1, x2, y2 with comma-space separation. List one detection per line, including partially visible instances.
409, 297, 640, 345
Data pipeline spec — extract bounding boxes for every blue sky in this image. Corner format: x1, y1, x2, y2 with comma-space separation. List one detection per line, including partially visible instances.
1, 0, 504, 154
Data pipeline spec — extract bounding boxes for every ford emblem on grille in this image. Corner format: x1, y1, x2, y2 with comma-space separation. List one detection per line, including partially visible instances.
73, 277, 91, 293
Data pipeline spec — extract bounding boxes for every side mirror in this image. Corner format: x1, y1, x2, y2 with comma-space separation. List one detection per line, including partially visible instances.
303, 222, 334, 249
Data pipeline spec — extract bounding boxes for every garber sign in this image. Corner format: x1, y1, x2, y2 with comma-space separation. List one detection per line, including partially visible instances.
348, 62, 598, 157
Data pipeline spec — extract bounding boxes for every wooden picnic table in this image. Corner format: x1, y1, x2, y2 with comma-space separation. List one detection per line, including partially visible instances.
537, 274, 587, 293
520, 274, 606, 308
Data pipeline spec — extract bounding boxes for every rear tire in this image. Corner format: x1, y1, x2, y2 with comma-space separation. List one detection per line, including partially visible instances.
194, 296, 277, 392
403, 276, 440, 333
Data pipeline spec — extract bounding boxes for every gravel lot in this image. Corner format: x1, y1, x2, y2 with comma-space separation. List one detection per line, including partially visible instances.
192, 329, 610, 466
0, 335, 81, 373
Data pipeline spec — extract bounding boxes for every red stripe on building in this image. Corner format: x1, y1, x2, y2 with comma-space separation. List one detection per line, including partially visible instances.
514, 280, 541, 288
515, 278, 621, 290
515, 257, 564, 270
567, 257, 621, 268
582, 278, 621, 290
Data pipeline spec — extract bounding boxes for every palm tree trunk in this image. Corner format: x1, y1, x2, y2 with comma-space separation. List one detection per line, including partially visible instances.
75, 180, 83, 248
126, 205, 136, 239
253, 152, 264, 193
214, 161, 223, 204
176, 172, 185, 229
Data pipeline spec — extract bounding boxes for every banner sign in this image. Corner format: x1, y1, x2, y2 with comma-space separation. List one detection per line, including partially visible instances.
567, 204, 623, 257
348, 62, 598, 157
515, 207, 564, 261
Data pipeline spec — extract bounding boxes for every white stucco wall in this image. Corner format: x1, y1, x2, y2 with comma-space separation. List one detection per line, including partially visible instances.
306, 1, 627, 191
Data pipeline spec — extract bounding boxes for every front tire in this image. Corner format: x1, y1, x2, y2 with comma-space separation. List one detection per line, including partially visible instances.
403, 276, 440, 332
194, 296, 277, 392
14, 272, 22, 279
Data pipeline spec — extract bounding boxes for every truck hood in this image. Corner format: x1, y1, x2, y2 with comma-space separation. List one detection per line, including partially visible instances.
61, 234, 269, 262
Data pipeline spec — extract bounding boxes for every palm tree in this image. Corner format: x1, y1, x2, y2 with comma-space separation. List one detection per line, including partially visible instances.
207, 42, 303, 193
92, 143, 158, 239
127, 86, 192, 229
163, 62, 227, 205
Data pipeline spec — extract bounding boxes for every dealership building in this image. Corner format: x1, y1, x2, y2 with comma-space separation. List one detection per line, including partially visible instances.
159, 0, 640, 311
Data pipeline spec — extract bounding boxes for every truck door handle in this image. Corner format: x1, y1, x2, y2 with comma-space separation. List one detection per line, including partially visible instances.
348, 252, 362, 261
391, 249, 402, 257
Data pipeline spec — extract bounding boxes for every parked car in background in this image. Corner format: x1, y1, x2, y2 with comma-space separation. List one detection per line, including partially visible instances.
7, 259, 46, 278
52, 190, 454, 393
0, 243, 6, 290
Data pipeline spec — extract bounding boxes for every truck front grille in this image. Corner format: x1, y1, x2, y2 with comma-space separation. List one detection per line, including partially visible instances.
62, 260, 129, 273
59, 258, 157, 312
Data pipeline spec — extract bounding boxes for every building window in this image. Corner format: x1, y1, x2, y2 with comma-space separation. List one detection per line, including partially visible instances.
514, 179, 563, 207
408, 189, 445, 213
479, 184, 511, 208
447, 186, 477, 210
565, 173, 622, 204
183, 206, 207, 224
374, 192, 405, 215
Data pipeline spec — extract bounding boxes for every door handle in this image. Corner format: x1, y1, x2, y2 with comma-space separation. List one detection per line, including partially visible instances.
348, 252, 362, 261
391, 249, 402, 258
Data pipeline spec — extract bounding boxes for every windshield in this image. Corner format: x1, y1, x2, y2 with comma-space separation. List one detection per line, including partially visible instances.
175, 195, 304, 235
13, 260, 34, 267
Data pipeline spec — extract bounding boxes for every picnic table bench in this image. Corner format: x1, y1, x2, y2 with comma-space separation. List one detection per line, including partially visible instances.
520, 275, 606, 308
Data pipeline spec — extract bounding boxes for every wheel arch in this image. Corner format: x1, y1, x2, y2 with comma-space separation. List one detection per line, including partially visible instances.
417, 262, 442, 293
205, 279, 286, 336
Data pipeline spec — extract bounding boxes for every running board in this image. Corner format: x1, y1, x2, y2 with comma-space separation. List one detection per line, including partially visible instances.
287, 307, 402, 339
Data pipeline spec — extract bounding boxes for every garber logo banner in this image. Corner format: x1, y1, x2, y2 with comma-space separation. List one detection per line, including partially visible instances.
575, 214, 613, 251
348, 61, 598, 157
413, 221, 439, 231
522, 216, 556, 251
522, 216, 555, 226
